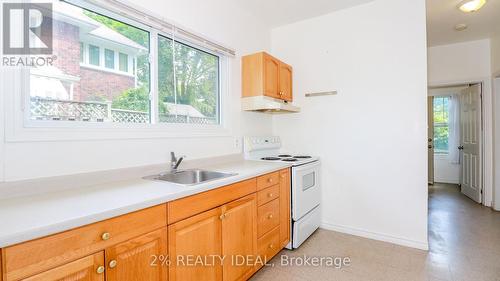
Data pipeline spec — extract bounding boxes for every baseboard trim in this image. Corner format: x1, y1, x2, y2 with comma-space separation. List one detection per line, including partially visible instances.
320, 222, 429, 251
434, 179, 460, 185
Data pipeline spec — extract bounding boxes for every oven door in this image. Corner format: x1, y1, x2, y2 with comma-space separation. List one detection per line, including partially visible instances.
292, 161, 321, 221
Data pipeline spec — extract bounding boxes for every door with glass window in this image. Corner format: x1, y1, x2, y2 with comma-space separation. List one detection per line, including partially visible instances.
428, 97, 434, 185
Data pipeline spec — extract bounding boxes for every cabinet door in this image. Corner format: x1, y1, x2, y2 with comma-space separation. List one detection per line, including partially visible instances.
279, 169, 291, 247
168, 208, 223, 281
263, 54, 280, 99
23, 252, 105, 281
105, 228, 167, 281
279, 63, 293, 102
221, 194, 257, 281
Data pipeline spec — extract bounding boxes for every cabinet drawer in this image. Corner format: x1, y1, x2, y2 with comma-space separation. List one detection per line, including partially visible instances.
257, 226, 280, 262
4, 204, 167, 281
257, 199, 280, 237
257, 184, 279, 206
256, 171, 280, 191
168, 178, 256, 224
22, 252, 105, 281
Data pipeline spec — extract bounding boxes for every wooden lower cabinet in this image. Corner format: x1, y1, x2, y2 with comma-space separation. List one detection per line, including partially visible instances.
168, 208, 223, 281
22, 252, 105, 281
105, 228, 167, 281
0, 168, 291, 281
221, 194, 257, 281
168, 194, 259, 281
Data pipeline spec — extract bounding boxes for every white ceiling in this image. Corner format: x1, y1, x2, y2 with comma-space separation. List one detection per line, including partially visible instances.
236, 0, 374, 28
427, 0, 500, 46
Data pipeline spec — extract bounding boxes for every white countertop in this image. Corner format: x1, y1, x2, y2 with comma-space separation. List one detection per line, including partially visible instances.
0, 158, 291, 248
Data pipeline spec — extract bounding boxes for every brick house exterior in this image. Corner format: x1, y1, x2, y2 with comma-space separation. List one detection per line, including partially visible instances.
79, 67, 134, 101
43, 4, 142, 102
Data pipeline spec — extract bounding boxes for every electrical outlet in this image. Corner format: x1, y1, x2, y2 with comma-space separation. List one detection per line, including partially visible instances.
234, 137, 242, 151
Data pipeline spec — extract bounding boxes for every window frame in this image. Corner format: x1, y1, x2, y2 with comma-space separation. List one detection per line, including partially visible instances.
88, 44, 100, 66
104, 48, 115, 69
119, 52, 129, 72
5, 0, 230, 142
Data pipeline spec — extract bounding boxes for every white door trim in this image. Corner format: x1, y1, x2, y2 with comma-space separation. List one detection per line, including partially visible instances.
428, 77, 493, 207
493, 77, 500, 211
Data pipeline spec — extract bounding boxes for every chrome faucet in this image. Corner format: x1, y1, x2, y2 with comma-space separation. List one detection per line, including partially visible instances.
170, 152, 185, 172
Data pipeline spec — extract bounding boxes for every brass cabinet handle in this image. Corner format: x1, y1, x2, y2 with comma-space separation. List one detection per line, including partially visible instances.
267, 214, 273, 219
268, 193, 274, 198
109, 260, 117, 269
219, 214, 226, 220
96, 266, 105, 274
268, 178, 273, 183
101, 232, 111, 241
269, 244, 275, 249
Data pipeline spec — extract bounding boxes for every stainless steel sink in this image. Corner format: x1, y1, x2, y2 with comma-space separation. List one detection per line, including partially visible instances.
143, 169, 237, 185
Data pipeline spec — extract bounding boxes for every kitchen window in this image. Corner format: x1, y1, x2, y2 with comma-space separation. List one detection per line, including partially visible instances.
157, 35, 220, 125
26, 0, 224, 127
433, 96, 449, 154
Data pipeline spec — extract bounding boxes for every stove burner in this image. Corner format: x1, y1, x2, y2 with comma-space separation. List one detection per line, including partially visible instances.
282, 158, 298, 162
293, 156, 312, 159
278, 154, 292, 158
261, 157, 281, 161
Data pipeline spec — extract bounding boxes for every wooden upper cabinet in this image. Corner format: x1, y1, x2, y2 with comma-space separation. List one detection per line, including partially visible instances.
22, 252, 105, 281
168, 207, 223, 281
221, 194, 257, 281
263, 54, 280, 99
279, 63, 293, 102
242, 52, 293, 102
105, 228, 167, 281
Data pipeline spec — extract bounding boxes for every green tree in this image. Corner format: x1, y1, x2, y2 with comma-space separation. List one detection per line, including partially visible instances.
112, 87, 149, 112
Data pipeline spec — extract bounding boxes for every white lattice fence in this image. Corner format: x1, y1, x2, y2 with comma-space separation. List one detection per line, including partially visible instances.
30, 97, 108, 121
111, 109, 149, 123
30, 97, 217, 124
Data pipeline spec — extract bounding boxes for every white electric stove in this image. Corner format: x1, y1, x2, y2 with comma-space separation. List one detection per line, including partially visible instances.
244, 136, 321, 249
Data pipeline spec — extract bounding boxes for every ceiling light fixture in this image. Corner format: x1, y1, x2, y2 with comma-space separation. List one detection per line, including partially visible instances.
454, 23, 468, 31
458, 0, 487, 12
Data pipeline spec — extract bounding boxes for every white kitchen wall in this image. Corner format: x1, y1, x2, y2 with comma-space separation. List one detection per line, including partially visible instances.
428, 39, 492, 84
492, 32, 500, 75
0, 0, 272, 182
0, 69, 5, 182
428, 39, 494, 206
270, 0, 428, 249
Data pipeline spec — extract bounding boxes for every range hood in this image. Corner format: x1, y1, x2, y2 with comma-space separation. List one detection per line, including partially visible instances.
241, 96, 300, 113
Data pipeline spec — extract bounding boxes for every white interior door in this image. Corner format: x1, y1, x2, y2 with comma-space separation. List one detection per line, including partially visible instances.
428, 97, 434, 185
459, 84, 482, 203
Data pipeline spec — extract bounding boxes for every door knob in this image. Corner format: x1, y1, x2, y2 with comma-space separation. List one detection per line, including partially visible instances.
428, 145, 432, 149
458, 146, 464, 150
